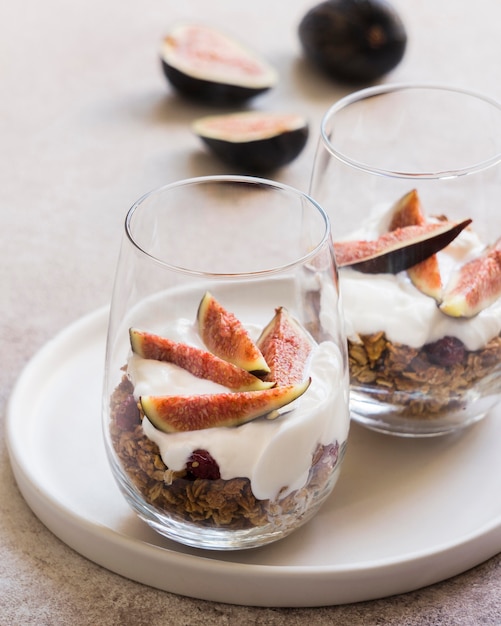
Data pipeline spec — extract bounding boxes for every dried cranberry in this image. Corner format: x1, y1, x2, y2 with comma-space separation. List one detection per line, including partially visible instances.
115, 394, 140, 430
424, 336, 466, 367
186, 449, 221, 480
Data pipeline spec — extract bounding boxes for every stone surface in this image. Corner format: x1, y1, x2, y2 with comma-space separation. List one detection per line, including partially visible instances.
1, 0, 500, 623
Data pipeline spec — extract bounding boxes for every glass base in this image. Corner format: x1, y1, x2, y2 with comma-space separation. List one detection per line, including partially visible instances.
116, 466, 342, 550
350, 389, 500, 437
108, 444, 346, 551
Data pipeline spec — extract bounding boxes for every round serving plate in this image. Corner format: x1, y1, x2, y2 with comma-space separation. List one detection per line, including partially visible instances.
6, 308, 501, 607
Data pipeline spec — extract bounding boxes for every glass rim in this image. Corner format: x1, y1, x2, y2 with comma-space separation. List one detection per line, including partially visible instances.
320, 82, 501, 180
124, 174, 332, 278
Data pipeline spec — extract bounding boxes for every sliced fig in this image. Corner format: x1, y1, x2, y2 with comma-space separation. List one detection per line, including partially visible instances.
160, 23, 278, 103
129, 328, 273, 392
388, 189, 443, 301
257, 307, 313, 385
140, 380, 311, 433
388, 189, 425, 231
197, 292, 270, 375
334, 219, 472, 274
298, 0, 407, 84
440, 242, 501, 318
192, 111, 309, 172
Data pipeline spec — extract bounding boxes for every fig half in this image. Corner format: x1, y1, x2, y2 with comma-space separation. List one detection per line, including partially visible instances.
334, 220, 472, 274
160, 23, 278, 103
298, 0, 407, 83
192, 111, 309, 172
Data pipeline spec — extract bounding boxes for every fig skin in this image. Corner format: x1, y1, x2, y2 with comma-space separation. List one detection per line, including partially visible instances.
298, 0, 407, 83
193, 112, 309, 173
160, 23, 278, 104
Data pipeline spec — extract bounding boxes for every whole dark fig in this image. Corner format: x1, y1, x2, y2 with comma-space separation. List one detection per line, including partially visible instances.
298, 0, 407, 83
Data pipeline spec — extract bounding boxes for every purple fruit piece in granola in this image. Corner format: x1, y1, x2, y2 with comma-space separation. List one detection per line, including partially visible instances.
424, 336, 466, 367
115, 394, 140, 430
186, 449, 221, 480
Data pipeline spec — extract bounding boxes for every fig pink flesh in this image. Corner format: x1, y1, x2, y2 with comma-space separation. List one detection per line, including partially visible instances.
257, 307, 312, 385
334, 220, 471, 274
440, 246, 501, 318
140, 380, 310, 433
197, 291, 269, 374
129, 328, 272, 392
407, 259, 443, 300
161, 24, 277, 87
193, 111, 306, 142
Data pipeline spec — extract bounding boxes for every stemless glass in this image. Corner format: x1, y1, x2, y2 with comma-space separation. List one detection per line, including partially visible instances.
310, 84, 501, 437
102, 175, 350, 550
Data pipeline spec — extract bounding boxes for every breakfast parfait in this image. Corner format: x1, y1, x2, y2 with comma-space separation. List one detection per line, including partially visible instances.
107, 289, 349, 545
335, 189, 501, 432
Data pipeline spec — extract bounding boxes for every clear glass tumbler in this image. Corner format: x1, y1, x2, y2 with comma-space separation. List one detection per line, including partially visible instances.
102, 175, 350, 550
310, 84, 501, 437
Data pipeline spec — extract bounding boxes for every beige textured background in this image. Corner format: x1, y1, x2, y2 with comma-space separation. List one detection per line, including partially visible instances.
1, 0, 500, 623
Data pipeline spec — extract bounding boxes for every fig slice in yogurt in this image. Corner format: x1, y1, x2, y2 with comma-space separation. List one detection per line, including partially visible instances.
388, 189, 443, 301
129, 328, 273, 392
440, 239, 501, 318
140, 380, 311, 433
334, 219, 472, 274
197, 291, 270, 375
257, 306, 313, 385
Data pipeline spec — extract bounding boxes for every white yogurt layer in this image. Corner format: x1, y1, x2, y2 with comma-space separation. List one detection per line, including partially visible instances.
128, 318, 349, 501
339, 205, 501, 351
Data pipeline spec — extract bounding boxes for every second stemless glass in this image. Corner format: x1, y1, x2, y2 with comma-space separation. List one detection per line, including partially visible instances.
102, 175, 350, 550
310, 84, 501, 437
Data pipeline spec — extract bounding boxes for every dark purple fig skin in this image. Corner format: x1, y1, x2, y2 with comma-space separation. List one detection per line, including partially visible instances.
161, 61, 273, 104
197, 126, 309, 172
298, 0, 407, 83
440, 241, 501, 318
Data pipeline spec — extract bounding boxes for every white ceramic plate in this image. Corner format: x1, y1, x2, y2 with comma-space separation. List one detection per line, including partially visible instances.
6, 308, 501, 607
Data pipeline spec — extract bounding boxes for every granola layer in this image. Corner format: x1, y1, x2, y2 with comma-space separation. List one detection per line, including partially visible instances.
348, 332, 501, 418
109, 376, 340, 530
